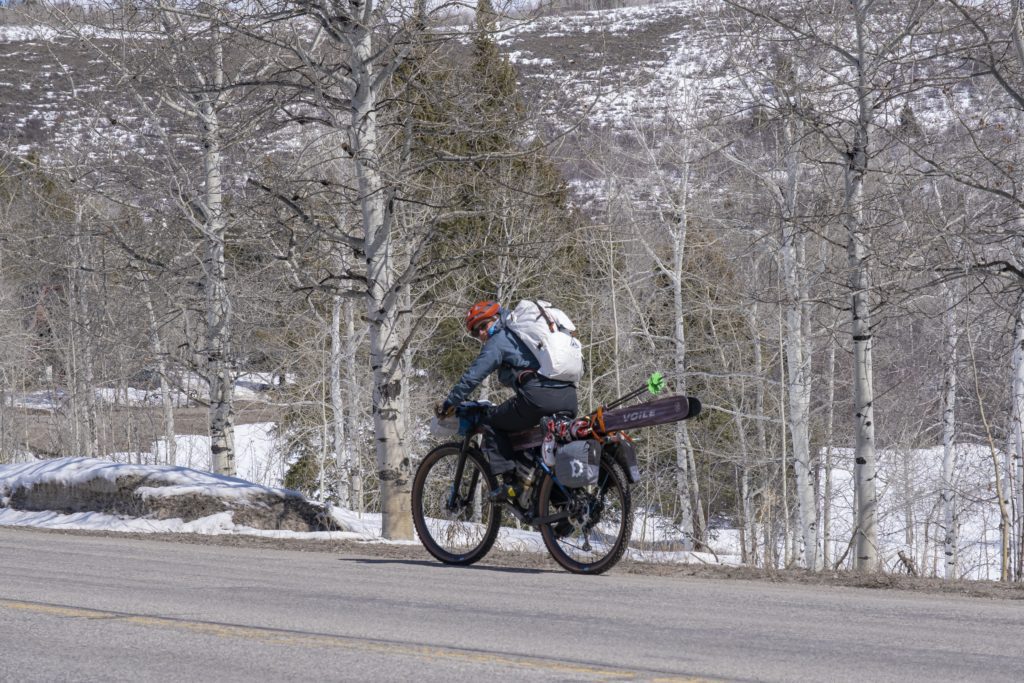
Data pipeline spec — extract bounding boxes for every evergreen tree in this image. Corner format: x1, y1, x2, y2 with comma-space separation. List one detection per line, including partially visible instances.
404, 1, 578, 391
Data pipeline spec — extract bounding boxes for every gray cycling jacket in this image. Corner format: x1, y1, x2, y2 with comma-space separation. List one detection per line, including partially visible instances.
446, 316, 548, 406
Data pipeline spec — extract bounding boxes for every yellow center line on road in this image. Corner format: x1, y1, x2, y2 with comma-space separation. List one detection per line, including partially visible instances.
0, 598, 708, 682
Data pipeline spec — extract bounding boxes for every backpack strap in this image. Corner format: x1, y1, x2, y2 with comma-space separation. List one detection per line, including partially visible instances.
515, 368, 538, 386
532, 300, 557, 332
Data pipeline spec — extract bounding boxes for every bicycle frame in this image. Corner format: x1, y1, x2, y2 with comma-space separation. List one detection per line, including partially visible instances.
448, 427, 574, 528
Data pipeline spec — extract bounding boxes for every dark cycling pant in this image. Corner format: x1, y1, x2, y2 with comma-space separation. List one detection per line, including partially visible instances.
480, 379, 577, 475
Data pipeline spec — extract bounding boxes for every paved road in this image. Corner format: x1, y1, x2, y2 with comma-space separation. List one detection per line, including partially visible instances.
1, 528, 1021, 682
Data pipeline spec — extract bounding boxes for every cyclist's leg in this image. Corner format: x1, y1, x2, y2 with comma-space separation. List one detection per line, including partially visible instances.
480, 394, 541, 475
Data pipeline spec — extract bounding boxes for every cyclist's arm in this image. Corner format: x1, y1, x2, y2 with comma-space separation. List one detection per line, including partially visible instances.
446, 337, 504, 405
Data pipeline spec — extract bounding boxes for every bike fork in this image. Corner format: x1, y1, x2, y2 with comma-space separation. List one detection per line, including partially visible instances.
446, 442, 482, 512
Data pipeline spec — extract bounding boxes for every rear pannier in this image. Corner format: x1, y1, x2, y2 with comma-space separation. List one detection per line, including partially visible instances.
554, 439, 601, 488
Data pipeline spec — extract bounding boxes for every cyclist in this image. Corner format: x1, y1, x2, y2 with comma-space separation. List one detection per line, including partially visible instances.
436, 300, 578, 503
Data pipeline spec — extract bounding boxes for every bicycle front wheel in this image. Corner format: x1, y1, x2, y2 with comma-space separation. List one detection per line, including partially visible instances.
537, 456, 633, 574
411, 442, 500, 566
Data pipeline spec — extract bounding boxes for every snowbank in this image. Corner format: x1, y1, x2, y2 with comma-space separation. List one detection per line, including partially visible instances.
0, 457, 341, 533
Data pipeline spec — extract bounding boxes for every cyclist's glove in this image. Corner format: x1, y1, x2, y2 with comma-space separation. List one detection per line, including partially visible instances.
434, 400, 454, 419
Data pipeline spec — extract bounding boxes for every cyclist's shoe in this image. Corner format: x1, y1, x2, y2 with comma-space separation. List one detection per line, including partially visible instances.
487, 474, 521, 505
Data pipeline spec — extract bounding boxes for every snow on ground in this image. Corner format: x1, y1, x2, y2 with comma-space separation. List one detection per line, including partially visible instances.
497, 0, 736, 129
0, 456, 292, 505
824, 444, 1005, 580
2, 439, 1006, 575
0, 456, 389, 540
6, 371, 289, 412
0, 24, 164, 42
0, 504, 391, 543
0, 25, 63, 42
8, 388, 66, 411
150, 422, 289, 488
0, 456, 737, 564
0, 389, 1008, 575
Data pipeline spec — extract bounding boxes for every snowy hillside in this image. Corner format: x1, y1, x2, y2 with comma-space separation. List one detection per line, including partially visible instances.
0, 3, 723, 164
500, 1, 730, 128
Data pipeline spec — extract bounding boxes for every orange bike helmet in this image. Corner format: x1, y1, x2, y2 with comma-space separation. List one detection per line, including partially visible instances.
465, 300, 500, 333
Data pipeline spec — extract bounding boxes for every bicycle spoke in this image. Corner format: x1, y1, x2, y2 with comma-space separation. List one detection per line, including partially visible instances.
412, 444, 500, 565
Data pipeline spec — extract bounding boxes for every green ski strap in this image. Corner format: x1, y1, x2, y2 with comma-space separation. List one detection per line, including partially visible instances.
647, 372, 666, 396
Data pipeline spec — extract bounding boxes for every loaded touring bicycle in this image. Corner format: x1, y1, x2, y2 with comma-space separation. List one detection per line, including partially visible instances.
411, 374, 701, 574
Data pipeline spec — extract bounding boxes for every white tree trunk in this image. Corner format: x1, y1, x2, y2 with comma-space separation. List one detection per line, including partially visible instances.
1007, 438, 1020, 579
781, 227, 818, 569
940, 282, 959, 579
741, 461, 757, 566
674, 413, 698, 547
778, 316, 792, 567
1014, 206, 1024, 580
140, 277, 176, 466
823, 339, 837, 568
748, 304, 775, 567
1019, 325, 1024, 581
732, 380, 757, 565
69, 205, 99, 458
847, 3, 879, 572
847, 144, 878, 571
778, 115, 821, 570
1010, 281, 1024, 580
350, 17, 412, 539
201, 25, 236, 477
671, 177, 701, 549
345, 298, 363, 513
330, 290, 350, 508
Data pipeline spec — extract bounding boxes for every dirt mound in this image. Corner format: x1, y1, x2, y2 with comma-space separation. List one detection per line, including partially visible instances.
4, 474, 340, 532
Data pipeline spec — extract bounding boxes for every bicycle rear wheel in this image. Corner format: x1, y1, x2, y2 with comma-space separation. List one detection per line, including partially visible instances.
411, 442, 500, 566
537, 456, 633, 574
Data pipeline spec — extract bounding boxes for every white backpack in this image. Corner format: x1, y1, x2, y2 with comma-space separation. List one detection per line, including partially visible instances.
506, 299, 584, 384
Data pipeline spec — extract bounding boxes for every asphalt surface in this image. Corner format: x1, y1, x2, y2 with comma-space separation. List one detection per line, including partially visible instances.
1, 528, 1022, 682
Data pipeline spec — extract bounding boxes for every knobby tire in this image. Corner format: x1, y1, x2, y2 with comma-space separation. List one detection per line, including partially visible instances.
537, 456, 633, 574
411, 442, 500, 566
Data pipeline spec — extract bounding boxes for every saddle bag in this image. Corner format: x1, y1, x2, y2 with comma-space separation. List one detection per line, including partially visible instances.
554, 439, 601, 488
604, 435, 640, 484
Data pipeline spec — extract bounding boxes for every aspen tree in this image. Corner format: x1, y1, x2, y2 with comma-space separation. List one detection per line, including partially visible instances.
724, 0, 940, 570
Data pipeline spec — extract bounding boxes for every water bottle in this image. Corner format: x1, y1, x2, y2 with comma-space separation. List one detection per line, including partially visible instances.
541, 432, 556, 467
516, 461, 536, 486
